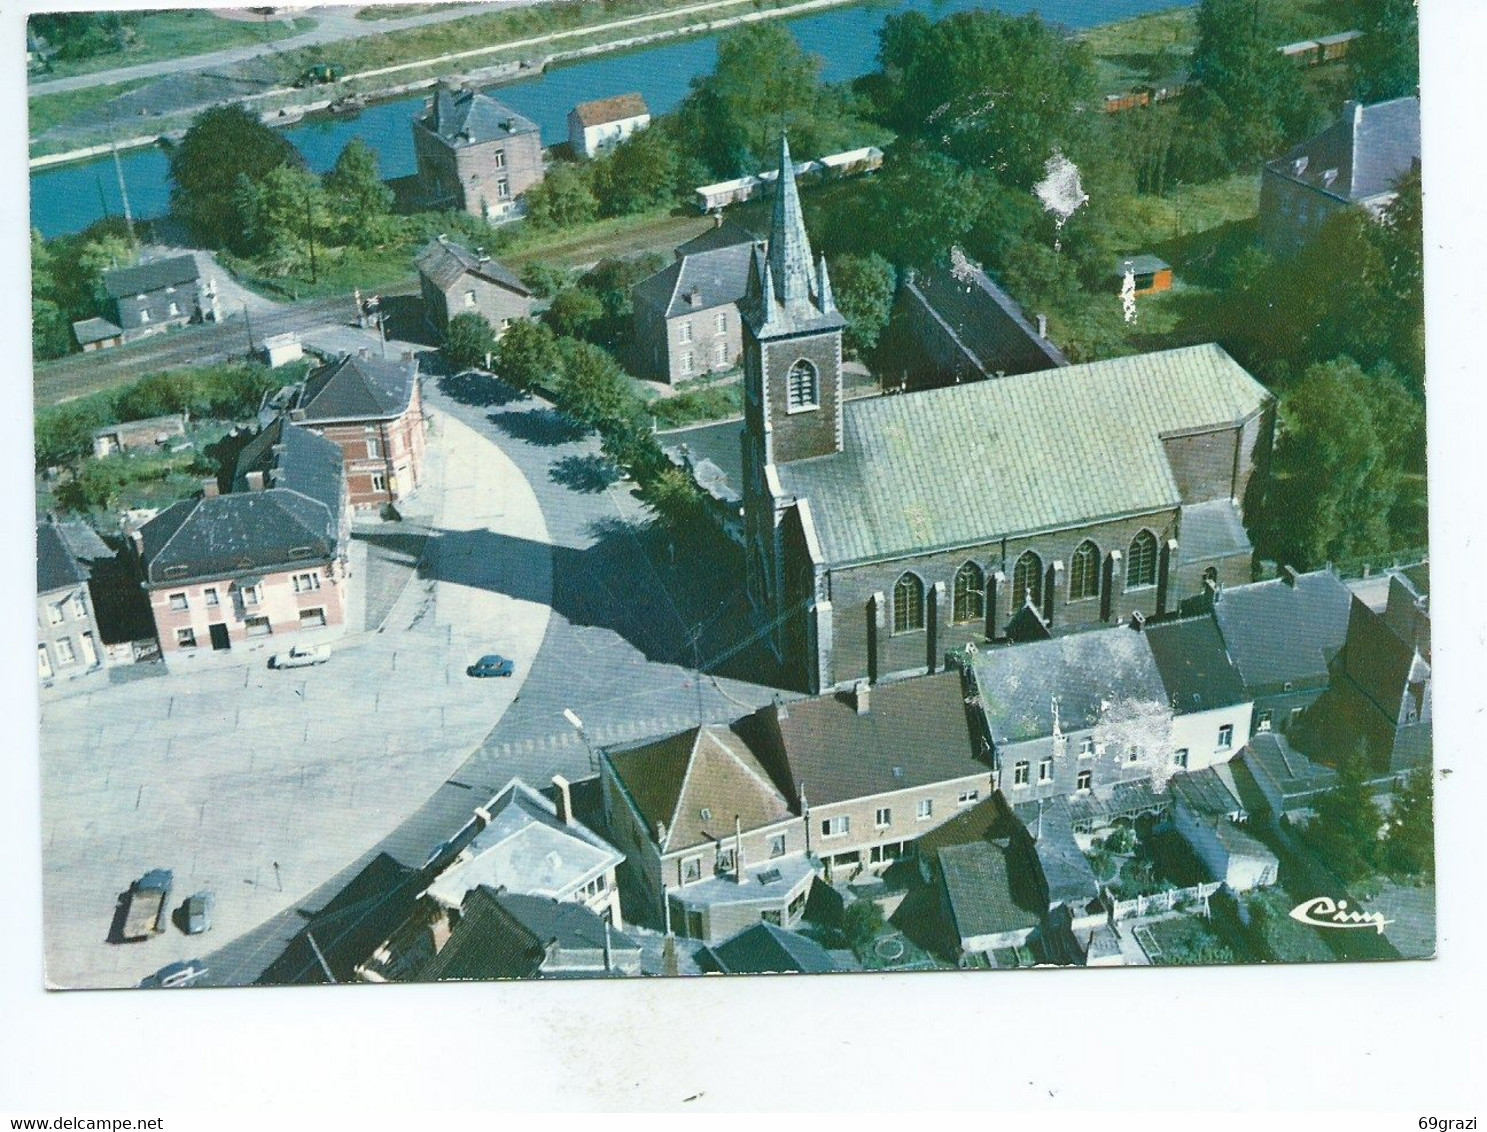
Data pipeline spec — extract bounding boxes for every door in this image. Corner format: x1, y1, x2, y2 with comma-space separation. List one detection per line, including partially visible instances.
209, 623, 231, 651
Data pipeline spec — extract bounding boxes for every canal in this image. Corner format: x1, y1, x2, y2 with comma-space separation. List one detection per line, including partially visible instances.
30, 0, 1190, 239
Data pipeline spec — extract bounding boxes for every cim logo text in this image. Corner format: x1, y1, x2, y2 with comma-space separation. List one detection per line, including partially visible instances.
1288, 896, 1392, 934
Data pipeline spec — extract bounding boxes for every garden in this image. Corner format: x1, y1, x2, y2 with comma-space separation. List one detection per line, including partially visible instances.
1082, 816, 1209, 901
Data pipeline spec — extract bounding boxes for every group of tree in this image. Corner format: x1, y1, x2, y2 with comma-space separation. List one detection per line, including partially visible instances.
31, 219, 140, 362
29, 12, 138, 63
1306, 748, 1433, 884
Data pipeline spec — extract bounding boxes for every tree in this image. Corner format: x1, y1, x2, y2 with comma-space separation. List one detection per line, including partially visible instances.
323, 138, 394, 246
75, 232, 138, 311
169, 105, 305, 252
31, 229, 73, 361
829, 252, 896, 358
841, 898, 885, 958
35, 401, 112, 468
236, 164, 334, 274
590, 124, 704, 217
544, 286, 605, 341
443, 312, 498, 372
1350, 0, 1419, 103
492, 318, 561, 393
640, 464, 706, 528
859, 143, 989, 269
1308, 743, 1383, 883
1381, 768, 1434, 879
523, 163, 599, 229
553, 339, 634, 429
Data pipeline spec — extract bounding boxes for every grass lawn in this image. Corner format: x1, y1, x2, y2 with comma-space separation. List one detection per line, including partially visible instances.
28, 80, 147, 140
33, 11, 316, 83
646, 381, 741, 427
355, 3, 470, 20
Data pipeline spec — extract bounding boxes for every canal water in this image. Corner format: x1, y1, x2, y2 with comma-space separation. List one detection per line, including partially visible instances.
30, 0, 1189, 239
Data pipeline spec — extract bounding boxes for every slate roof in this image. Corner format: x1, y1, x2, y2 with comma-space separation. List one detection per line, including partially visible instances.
1177, 499, 1252, 564
1013, 796, 1101, 907
424, 778, 622, 908
291, 353, 418, 423
71, 317, 123, 346
675, 220, 757, 258
232, 417, 345, 519
571, 92, 649, 127
37, 522, 89, 595
1144, 617, 1248, 715
906, 263, 1069, 377
702, 921, 839, 974
970, 629, 1168, 745
1266, 96, 1420, 204
1115, 254, 1170, 277
415, 237, 530, 294
633, 241, 756, 320
53, 519, 113, 567
1170, 766, 1244, 818
418, 86, 539, 146
1242, 732, 1338, 803
1210, 570, 1354, 694
604, 725, 794, 854
102, 255, 198, 299
938, 840, 1042, 943
660, 419, 745, 507
736, 672, 984, 808
776, 343, 1271, 567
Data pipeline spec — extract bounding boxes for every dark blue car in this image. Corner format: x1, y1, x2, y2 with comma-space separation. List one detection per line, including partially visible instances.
467, 654, 515, 678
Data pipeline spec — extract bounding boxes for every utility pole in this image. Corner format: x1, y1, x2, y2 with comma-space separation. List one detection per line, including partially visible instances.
107, 108, 136, 245
244, 301, 255, 355
304, 190, 319, 285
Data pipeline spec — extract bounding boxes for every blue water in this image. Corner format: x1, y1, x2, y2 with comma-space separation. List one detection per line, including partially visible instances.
31, 0, 1191, 239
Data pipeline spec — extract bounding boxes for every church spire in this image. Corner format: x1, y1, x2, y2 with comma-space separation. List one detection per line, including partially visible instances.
767, 133, 816, 310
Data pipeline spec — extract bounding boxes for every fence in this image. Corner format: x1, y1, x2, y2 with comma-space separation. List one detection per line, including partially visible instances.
1106, 880, 1223, 923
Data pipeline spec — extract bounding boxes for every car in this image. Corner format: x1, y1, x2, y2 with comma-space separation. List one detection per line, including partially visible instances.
467, 654, 515, 678
181, 891, 214, 935
138, 959, 209, 990
269, 644, 332, 670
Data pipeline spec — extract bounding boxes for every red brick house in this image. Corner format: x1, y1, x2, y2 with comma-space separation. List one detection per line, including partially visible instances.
283, 353, 427, 510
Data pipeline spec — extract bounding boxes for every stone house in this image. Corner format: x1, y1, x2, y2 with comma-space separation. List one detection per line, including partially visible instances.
1169, 768, 1278, 891
277, 353, 427, 510
1259, 97, 1420, 257
132, 423, 350, 661
416, 236, 540, 340
411, 85, 544, 221
1145, 615, 1255, 774
567, 92, 649, 160
739, 140, 1273, 693
101, 255, 202, 342
36, 521, 106, 685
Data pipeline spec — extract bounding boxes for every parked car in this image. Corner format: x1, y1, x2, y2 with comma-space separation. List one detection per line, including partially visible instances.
138, 959, 209, 989
467, 654, 515, 678
181, 892, 214, 935
270, 644, 332, 669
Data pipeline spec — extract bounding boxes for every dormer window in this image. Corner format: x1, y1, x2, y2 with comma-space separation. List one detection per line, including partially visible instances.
1292, 156, 1309, 176
1321, 168, 1338, 188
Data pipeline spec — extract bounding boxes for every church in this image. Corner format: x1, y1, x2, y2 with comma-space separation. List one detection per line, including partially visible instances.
738, 138, 1275, 693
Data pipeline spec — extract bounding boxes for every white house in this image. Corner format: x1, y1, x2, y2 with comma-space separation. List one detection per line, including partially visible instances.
568, 93, 650, 160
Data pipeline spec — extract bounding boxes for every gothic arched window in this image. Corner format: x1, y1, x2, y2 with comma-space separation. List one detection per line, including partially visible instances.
1126, 530, 1158, 589
1070, 540, 1101, 601
953, 561, 984, 624
786, 358, 818, 411
1013, 551, 1043, 611
893, 572, 925, 634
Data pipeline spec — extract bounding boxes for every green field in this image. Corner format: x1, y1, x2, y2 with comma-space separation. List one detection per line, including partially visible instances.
27, 80, 146, 139
33, 11, 316, 82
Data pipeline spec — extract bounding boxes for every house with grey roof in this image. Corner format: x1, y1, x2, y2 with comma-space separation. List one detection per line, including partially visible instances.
932, 839, 1043, 960
699, 920, 850, 975
37, 520, 106, 685
411, 84, 544, 220
1169, 767, 1278, 891
632, 219, 757, 383
101, 254, 202, 342
1259, 97, 1420, 256
131, 422, 350, 662
1239, 731, 1339, 826
1145, 616, 1253, 774
893, 261, 1068, 391
416, 236, 539, 340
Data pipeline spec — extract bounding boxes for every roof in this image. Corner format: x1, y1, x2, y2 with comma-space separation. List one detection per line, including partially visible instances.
418, 85, 539, 146
1144, 617, 1248, 715
424, 778, 623, 907
633, 241, 756, 320
970, 629, 1168, 745
1177, 499, 1252, 564
231, 418, 344, 519
605, 725, 794, 854
1242, 731, 1338, 800
938, 840, 1042, 942
37, 522, 88, 594
102, 254, 198, 299
52, 519, 113, 566
1211, 570, 1354, 693
1012, 796, 1101, 907
702, 922, 838, 974
571, 92, 649, 127
660, 419, 745, 508
1266, 97, 1419, 204
71, 317, 123, 345
292, 353, 418, 423
675, 220, 758, 258
776, 343, 1271, 566
736, 671, 984, 808
906, 263, 1069, 377
1170, 767, 1244, 818
415, 237, 530, 295
1115, 254, 1170, 276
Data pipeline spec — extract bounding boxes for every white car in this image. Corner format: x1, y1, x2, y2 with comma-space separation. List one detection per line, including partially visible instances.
269, 644, 333, 669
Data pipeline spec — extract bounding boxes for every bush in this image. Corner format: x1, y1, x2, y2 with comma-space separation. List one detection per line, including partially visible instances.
841, 898, 886, 958
444, 312, 497, 372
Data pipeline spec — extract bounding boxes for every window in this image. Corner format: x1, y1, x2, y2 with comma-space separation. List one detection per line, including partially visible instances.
769, 834, 786, 858
241, 585, 260, 607
496, 177, 510, 199
1217, 724, 1234, 750
680, 351, 695, 376
1069, 540, 1100, 601
916, 798, 933, 820
786, 358, 818, 411
70, 592, 87, 619
168, 302, 180, 318
245, 616, 272, 638
1256, 710, 1273, 732
682, 857, 702, 883
1174, 749, 1189, 768
47, 602, 65, 625
372, 474, 388, 493
875, 807, 892, 828
788, 891, 807, 920
299, 608, 327, 628
1127, 530, 1158, 588
37, 646, 52, 680
1079, 737, 1095, 758
1013, 760, 1030, 787
1012, 551, 1043, 610
1039, 757, 1054, 783
175, 627, 197, 650
138, 309, 150, 324
168, 593, 188, 612
55, 638, 76, 665
1289, 707, 1304, 726
293, 572, 321, 593
953, 561, 984, 624
366, 437, 382, 459
678, 321, 693, 344
1076, 769, 1093, 792
204, 588, 219, 608
493, 150, 506, 169
463, 290, 477, 308
893, 572, 925, 634
715, 311, 727, 335
713, 341, 727, 366
716, 848, 735, 873
821, 815, 850, 838
957, 789, 979, 806
81, 633, 99, 667
1127, 744, 1140, 763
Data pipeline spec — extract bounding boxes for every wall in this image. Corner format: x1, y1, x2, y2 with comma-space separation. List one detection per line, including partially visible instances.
571, 113, 649, 159
991, 730, 1167, 805
308, 389, 426, 509
1258, 168, 1346, 257
807, 772, 993, 873
1170, 703, 1253, 772
37, 585, 105, 683
412, 121, 544, 219
1172, 801, 1277, 891
149, 563, 346, 658
663, 302, 743, 384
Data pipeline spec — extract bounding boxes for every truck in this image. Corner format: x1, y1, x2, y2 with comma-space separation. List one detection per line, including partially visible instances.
119, 869, 173, 941
293, 63, 345, 88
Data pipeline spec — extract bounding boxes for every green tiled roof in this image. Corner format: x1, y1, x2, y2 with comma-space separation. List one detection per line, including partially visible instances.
776, 344, 1270, 567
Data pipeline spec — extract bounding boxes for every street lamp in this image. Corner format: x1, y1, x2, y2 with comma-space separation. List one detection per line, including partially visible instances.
564, 708, 598, 773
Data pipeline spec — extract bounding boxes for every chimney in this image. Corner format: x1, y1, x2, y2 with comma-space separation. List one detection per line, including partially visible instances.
552, 774, 575, 826
1036, 312, 1048, 339
244, 470, 266, 492
1130, 610, 1146, 632
201, 479, 220, 498
1281, 565, 1300, 588
476, 246, 488, 263
358, 347, 370, 359
655, 820, 667, 844
774, 693, 788, 720
853, 679, 871, 716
